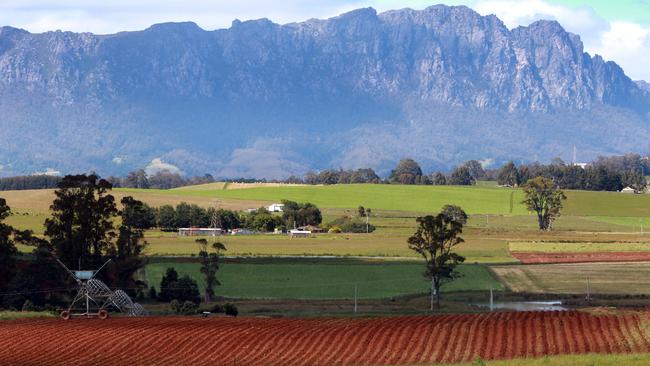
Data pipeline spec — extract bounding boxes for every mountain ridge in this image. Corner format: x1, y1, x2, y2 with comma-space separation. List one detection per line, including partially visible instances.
0, 5, 648, 178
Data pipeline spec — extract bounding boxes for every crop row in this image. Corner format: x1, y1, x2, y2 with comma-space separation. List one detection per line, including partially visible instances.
0, 311, 647, 365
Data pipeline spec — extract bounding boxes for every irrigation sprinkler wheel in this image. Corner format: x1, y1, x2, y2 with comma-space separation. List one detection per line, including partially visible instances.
60, 311, 71, 320
98, 310, 109, 320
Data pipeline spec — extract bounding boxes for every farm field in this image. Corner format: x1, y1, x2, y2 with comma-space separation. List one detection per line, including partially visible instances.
138, 233, 515, 262
444, 353, 650, 366
119, 183, 650, 217
509, 241, 650, 263
492, 262, 650, 294
0, 311, 646, 365
144, 261, 503, 299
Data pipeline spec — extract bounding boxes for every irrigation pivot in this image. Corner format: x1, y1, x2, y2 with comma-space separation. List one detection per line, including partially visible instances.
56, 257, 148, 320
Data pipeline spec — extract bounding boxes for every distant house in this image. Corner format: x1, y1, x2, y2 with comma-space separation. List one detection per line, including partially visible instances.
178, 228, 223, 237
298, 225, 324, 233
288, 229, 311, 238
621, 187, 636, 194
267, 203, 285, 212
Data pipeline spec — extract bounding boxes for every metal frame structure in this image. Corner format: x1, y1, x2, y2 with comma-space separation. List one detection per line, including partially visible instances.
56, 258, 147, 320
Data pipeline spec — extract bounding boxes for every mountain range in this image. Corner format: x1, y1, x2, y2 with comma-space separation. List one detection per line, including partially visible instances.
0, 4, 649, 178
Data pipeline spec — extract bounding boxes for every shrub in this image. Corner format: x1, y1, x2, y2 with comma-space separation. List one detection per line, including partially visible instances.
328, 226, 342, 233
21, 300, 36, 312
210, 304, 225, 313
224, 303, 239, 317
169, 299, 181, 313
179, 301, 198, 315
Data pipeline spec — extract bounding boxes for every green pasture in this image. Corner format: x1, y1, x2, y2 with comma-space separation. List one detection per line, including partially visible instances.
0, 311, 54, 320
133, 232, 516, 263
118, 183, 650, 217
119, 184, 527, 215
144, 261, 502, 299
442, 354, 650, 366
510, 241, 650, 253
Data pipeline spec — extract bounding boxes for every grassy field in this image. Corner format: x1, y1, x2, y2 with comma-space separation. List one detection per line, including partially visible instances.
144, 260, 502, 299
136, 232, 515, 263
510, 241, 650, 253
441, 354, 650, 366
492, 262, 650, 294
115, 183, 650, 217
0, 311, 54, 320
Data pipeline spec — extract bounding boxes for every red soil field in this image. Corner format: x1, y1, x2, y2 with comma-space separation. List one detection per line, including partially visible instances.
512, 251, 650, 264
0, 311, 647, 366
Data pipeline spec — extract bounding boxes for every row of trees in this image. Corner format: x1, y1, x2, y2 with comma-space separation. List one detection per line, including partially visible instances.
109, 169, 216, 189
156, 200, 322, 232
495, 160, 646, 192
0, 175, 62, 191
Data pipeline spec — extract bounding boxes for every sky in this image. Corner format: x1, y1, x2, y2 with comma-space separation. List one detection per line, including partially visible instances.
0, 0, 649, 81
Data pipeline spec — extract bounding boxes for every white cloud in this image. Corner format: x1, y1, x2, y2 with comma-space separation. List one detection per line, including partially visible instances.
145, 158, 182, 176
592, 21, 650, 81
471, 0, 650, 81
32, 168, 61, 176
112, 156, 125, 165
0, 0, 365, 34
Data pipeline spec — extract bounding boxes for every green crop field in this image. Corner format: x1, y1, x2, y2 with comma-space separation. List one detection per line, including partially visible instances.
0, 311, 54, 321
116, 183, 650, 217
144, 260, 503, 299
135, 233, 515, 263
492, 262, 650, 294
441, 353, 650, 366
509, 241, 650, 253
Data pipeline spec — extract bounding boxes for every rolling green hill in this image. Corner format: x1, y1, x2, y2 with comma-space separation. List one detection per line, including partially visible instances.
119, 183, 650, 217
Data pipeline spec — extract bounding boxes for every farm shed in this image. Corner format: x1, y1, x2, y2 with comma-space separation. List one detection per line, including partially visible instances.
178, 228, 224, 237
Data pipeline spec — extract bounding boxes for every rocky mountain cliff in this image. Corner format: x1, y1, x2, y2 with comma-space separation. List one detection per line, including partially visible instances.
0, 5, 648, 178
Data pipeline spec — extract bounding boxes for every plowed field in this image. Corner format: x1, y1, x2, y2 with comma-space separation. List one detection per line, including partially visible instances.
512, 252, 650, 264
0, 311, 647, 366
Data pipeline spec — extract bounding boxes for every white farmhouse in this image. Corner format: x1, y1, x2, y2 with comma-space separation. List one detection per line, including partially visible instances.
267, 203, 285, 212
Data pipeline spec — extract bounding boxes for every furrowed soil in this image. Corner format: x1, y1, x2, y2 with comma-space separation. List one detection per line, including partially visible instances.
0, 311, 647, 366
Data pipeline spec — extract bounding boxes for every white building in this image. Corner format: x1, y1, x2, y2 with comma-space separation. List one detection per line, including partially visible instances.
621, 187, 636, 194
288, 229, 311, 238
267, 203, 285, 212
178, 228, 223, 237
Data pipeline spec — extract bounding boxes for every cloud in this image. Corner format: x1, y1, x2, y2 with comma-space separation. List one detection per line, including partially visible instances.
112, 156, 125, 165
470, 0, 650, 81
32, 168, 61, 176
592, 21, 650, 81
144, 158, 182, 176
0, 0, 364, 34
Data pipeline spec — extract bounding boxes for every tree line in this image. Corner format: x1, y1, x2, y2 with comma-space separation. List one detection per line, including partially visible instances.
0, 174, 150, 310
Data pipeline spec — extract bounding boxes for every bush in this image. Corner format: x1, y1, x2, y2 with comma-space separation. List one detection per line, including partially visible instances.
148, 286, 157, 300
179, 301, 198, 315
21, 300, 37, 312
328, 226, 342, 233
224, 303, 238, 317
210, 304, 225, 313
324, 216, 376, 233
169, 299, 181, 313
